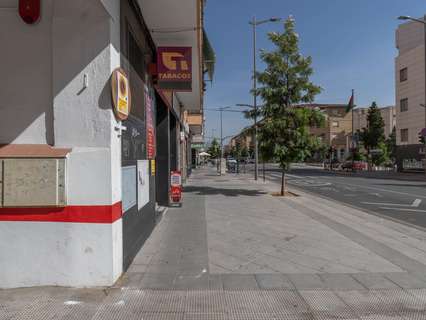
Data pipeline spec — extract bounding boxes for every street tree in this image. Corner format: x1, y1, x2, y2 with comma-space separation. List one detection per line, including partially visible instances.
256, 17, 323, 195
386, 126, 397, 163
359, 102, 386, 167
207, 138, 220, 159
241, 146, 249, 159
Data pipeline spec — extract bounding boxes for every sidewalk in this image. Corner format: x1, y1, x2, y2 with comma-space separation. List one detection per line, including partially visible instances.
3, 166, 426, 319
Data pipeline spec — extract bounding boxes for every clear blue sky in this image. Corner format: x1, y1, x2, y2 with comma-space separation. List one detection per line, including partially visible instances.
203, 0, 426, 144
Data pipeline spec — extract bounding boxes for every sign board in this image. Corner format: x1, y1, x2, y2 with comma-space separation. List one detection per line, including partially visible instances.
191, 143, 204, 150
170, 171, 182, 204
122, 166, 136, 212
171, 171, 182, 187
137, 160, 150, 210
145, 86, 156, 159
370, 149, 383, 155
157, 47, 192, 91
111, 68, 131, 120
150, 159, 156, 176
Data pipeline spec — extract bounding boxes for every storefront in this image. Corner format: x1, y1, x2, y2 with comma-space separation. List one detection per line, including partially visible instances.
0, 0, 211, 288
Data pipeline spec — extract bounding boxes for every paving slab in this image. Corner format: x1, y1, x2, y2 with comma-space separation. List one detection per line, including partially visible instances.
350, 273, 401, 290
221, 274, 259, 290
254, 274, 295, 289
319, 273, 366, 290
383, 272, 426, 289
139, 273, 176, 289
287, 274, 326, 290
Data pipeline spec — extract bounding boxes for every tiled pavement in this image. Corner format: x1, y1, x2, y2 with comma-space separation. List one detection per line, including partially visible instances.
3, 166, 426, 319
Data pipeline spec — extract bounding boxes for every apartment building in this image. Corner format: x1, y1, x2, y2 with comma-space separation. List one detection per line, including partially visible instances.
395, 18, 426, 171
300, 104, 353, 161
353, 106, 396, 138
229, 128, 254, 152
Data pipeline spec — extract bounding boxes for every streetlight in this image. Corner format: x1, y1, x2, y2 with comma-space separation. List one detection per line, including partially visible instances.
204, 106, 236, 175
398, 15, 426, 161
249, 16, 282, 181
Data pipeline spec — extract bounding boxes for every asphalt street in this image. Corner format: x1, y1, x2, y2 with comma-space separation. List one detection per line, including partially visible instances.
248, 163, 426, 229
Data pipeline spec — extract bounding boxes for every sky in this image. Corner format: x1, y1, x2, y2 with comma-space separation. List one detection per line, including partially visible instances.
203, 0, 426, 144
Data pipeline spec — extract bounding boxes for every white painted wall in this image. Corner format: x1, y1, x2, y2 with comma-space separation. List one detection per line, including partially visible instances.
0, 0, 54, 144
0, 220, 122, 288
0, 0, 124, 288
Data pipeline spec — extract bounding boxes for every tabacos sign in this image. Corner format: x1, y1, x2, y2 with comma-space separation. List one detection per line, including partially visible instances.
157, 47, 192, 91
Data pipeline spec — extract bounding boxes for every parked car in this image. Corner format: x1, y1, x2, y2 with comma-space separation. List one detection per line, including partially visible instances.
341, 161, 367, 171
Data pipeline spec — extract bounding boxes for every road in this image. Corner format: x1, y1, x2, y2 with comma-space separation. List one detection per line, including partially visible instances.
249, 163, 426, 229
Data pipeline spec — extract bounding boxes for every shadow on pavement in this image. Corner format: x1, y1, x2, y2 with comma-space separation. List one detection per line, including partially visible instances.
184, 185, 267, 197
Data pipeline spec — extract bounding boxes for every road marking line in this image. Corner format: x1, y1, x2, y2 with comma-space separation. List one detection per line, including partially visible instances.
413, 199, 422, 207
362, 199, 422, 208
380, 207, 426, 213
265, 172, 426, 199
317, 177, 426, 199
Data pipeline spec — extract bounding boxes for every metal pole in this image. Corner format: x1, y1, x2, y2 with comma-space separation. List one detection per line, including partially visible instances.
351, 89, 355, 172
252, 16, 259, 181
423, 15, 426, 166
220, 108, 223, 175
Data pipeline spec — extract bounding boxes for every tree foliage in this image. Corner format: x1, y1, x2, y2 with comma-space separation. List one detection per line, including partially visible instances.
207, 138, 220, 159
256, 17, 324, 195
386, 126, 397, 163
359, 102, 386, 166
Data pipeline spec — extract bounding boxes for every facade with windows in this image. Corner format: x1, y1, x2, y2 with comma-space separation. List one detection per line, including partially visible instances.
395, 18, 426, 171
227, 104, 354, 162
353, 105, 396, 139
0, 0, 212, 288
301, 104, 353, 161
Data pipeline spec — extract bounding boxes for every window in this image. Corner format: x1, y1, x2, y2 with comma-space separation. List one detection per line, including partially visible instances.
400, 98, 408, 112
128, 30, 145, 81
332, 121, 339, 127
400, 128, 408, 142
400, 67, 408, 82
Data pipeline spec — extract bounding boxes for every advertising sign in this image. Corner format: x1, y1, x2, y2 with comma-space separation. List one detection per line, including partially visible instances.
170, 171, 182, 204
137, 160, 150, 210
145, 86, 156, 159
151, 159, 156, 176
157, 47, 192, 91
111, 68, 131, 120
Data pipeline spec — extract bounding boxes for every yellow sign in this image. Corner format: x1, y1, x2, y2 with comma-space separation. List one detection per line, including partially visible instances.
111, 68, 131, 120
151, 159, 156, 176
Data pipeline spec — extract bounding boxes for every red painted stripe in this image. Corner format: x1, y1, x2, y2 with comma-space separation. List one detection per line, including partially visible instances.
0, 202, 122, 223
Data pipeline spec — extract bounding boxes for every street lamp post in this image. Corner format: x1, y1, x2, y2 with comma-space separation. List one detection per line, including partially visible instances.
248, 16, 281, 181
398, 15, 426, 165
219, 106, 232, 175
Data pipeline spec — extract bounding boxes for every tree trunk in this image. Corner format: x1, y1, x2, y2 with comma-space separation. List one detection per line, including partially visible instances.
281, 168, 286, 196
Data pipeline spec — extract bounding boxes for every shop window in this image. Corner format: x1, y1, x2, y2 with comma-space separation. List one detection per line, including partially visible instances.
400, 98, 408, 112
128, 30, 145, 82
400, 128, 408, 142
